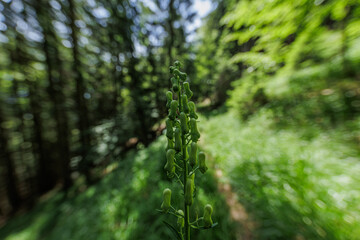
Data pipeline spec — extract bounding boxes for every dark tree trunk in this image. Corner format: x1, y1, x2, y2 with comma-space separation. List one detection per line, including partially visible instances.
10, 78, 34, 200
0, 98, 21, 212
68, 0, 92, 185
26, 79, 52, 193
128, 57, 149, 145
148, 46, 166, 119
167, 0, 175, 66
34, 0, 72, 190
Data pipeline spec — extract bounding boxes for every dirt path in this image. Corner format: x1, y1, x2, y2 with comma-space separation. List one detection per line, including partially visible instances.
214, 168, 255, 240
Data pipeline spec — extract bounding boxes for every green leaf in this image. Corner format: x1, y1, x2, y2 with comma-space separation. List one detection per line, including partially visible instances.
193, 222, 218, 230
163, 221, 182, 240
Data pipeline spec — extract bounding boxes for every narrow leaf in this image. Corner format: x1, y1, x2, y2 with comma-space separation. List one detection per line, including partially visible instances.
163, 221, 182, 240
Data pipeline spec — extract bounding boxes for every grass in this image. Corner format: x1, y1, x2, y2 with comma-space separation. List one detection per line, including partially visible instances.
200, 109, 360, 240
0, 136, 235, 240
2, 108, 360, 240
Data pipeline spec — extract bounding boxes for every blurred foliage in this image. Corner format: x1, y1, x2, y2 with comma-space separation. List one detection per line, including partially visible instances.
201, 111, 360, 239
0, 0, 199, 216
0, 136, 235, 240
1, 0, 360, 239
219, 0, 360, 122
196, 1, 360, 238
193, 0, 240, 107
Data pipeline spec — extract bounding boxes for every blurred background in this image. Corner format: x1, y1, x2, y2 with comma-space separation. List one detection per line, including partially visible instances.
0, 0, 360, 239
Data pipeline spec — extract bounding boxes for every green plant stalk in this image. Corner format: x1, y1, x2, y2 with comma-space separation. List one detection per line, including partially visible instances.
183, 133, 190, 240
179, 86, 190, 240
161, 61, 215, 239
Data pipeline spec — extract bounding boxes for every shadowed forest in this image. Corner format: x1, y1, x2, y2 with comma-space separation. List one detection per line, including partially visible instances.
1, 0, 360, 239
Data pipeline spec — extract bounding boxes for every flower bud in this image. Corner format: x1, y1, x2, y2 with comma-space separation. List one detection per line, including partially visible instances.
171, 77, 179, 92
189, 142, 198, 168
164, 149, 175, 177
174, 61, 181, 68
161, 188, 172, 213
166, 91, 173, 109
181, 94, 190, 114
190, 118, 200, 142
203, 204, 213, 228
179, 72, 187, 81
177, 210, 184, 228
183, 82, 193, 99
168, 100, 178, 120
172, 84, 179, 92
185, 174, 195, 206
180, 112, 189, 134
166, 118, 174, 139
173, 69, 180, 76
198, 152, 208, 174
166, 138, 174, 151
174, 127, 182, 151
188, 101, 198, 119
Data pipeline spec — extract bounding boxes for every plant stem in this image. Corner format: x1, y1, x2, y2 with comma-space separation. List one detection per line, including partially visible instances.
183, 131, 190, 240
174, 172, 184, 188
189, 167, 198, 176
178, 85, 190, 240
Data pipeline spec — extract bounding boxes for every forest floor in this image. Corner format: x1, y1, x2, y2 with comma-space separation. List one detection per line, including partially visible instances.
201, 109, 360, 240
1, 109, 360, 240
215, 167, 254, 240
0, 129, 235, 240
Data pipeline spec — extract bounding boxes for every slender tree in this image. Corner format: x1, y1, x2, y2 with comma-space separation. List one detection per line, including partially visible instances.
33, 0, 72, 189
67, 0, 92, 184
0, 84, 21, 212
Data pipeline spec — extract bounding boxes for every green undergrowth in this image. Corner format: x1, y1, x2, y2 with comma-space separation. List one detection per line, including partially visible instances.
0, 137, 235, 240
3, 108, 359, 240
200, 110, 360, 240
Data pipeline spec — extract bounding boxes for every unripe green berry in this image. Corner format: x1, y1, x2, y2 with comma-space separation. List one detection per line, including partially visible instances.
180, 112, 189, 134
198, 152, 208, 174
168, 100, 178, 120
189, 142, 198, 168
188, 101, 198, 119
185, 174, 195, 206
166, 119, 174, 139
183, 82, 193, 99
166, 91, 173, 109
190, 118, 200, 142
174, 127, 182, 151
177, 210, 184, 228
203, 204, 213, 228
164, 149, 175, 177
181, 94, 190, 114
161, 188, 172, 213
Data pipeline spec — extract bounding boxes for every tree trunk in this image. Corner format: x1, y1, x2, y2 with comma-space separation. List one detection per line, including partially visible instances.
34, 0, 72, 190
27, 79, 52, 193
68, 0, 92, 185
167, 0, 175, 66
0, 97, 21, 212
128, 57, 149, 144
